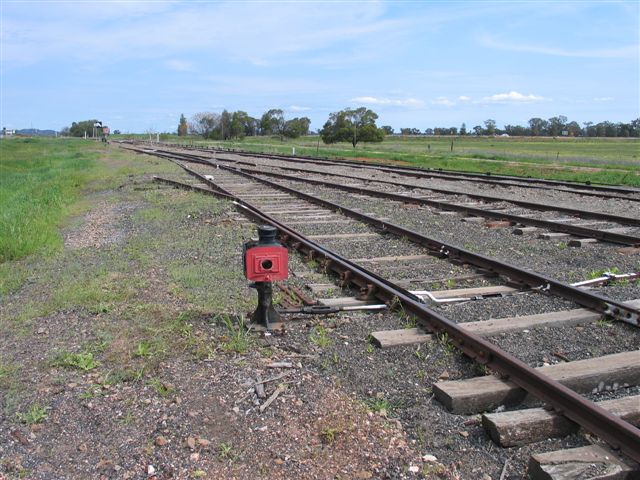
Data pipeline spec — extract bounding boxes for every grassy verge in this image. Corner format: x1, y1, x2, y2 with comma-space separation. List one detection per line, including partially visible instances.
0, 138, 103, 262
1, 141, 257, 415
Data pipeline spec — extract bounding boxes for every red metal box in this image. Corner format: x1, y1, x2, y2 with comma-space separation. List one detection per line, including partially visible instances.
245, 245, 288, 282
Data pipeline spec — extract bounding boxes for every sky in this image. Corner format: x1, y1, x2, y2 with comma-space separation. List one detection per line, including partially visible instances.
1, 0, 639, 133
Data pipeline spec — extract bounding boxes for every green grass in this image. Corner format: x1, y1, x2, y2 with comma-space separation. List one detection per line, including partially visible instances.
309, 325, 332, 348
16, 402, 49, 424
51, 350, 99, 371
0, 138, 102, 261
153, 134, 640, 186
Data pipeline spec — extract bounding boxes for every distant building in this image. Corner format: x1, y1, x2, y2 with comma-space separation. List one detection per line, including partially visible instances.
1, 127, 15, 137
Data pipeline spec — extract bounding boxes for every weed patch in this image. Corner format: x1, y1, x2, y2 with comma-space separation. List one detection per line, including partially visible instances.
16, 402, 49, 424
51, 350, 99, 371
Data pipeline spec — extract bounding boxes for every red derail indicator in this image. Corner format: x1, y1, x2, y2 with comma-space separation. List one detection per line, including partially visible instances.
245, 246, 288, 282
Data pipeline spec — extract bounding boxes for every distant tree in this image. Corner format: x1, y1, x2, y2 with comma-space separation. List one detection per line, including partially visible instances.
504, 124, 528, 136
566, 121, 581, 137
424, 128, 434, 136
260, 109, 285, 137
283, 117, 311, 138
177, 114, 188, 136
528, 117, 548, 136
630, 118, 640, 137
189, 112, 219, 138
113, 129, 121, 135
449, 127, 458, 135
460, 123, 467, 135
547, 115, 568, 136
320, 107, 384, 148
472, 125, 483, 136
484, 119, 497, 135
400, 128, 412, 135
583, 121, 594, 137
381, 125, 394, 135
68, 119, 100, 137
219, 110, 232, 140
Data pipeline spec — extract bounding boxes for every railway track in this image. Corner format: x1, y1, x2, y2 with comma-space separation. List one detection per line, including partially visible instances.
159, 141, 640, 200
144, 147, 640, 251
129, 144, 640, 477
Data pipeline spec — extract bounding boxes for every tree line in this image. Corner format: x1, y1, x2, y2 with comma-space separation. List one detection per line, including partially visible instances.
62, 112, 639, 140
182, 109, 311, 140
402, 117, 640, 138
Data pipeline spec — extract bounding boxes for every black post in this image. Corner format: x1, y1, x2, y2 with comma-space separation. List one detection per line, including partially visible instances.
251, 281, 280, 328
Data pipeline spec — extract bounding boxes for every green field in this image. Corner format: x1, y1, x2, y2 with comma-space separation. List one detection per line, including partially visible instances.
135, 134, 640, 186
0, 138, 103, 262
0, 137, 173, 264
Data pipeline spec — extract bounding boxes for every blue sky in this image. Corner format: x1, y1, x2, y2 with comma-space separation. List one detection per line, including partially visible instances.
2, 0, 638, 133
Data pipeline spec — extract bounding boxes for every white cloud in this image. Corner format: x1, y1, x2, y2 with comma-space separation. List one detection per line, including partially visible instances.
479, 34, 638, 59
351, 96, 425, 107
593, 97, 614, 102
1, 2, 403, 68
457, 95, 471, 101
431, 97, 455, 106
481, 91, 548, 104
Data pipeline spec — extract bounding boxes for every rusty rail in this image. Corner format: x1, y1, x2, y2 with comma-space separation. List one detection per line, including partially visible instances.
152, 170, 640, 463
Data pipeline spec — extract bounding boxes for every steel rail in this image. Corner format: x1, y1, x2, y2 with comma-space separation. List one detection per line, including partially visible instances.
147, 147, 640, 228
210, 153, 640, 227
203, 161, 639, 326
172, 142, 640, 198
195, 159, 640, 247
146, 148, 640, 324
152, 170, 640, 463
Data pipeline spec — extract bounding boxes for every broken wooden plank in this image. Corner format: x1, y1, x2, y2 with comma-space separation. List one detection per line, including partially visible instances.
538, 232, 571, 240
370, 328, 432, 348
617, 246, 640, 255
482, 394, 640, 447
527, 445, 638, 480
568, 238, 598, 247
259, 384, 286, 413
461, 216, 486, 223
484, 220, 514, 228
318, 297, 376, 308
513, 226, 539, 235
433, 350, 640, 414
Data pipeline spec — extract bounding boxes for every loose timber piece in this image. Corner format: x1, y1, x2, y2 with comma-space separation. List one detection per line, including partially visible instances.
539, 232, 571, 240
568, 238, 598, 247
483, 395, 640, 447
527, 445, 638, 480
370, 328, 433, 348
485, 220, 514, 228
513, 227, 539, 235
318, 297, 377, 308
433, 350, 640, 414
